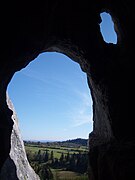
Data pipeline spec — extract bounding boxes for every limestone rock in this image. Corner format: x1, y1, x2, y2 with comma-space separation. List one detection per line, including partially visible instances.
0, 1, 135, 179
0, 95, 40, 180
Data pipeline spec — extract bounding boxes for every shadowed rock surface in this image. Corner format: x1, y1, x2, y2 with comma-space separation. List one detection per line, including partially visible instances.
0, 95, 40, 180
0, 1, 135, 179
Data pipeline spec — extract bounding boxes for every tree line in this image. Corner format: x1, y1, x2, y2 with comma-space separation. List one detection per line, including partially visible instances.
26, 149, 88, 179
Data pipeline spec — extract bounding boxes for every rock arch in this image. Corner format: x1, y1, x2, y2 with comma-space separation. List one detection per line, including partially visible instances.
0, 1, 134, 179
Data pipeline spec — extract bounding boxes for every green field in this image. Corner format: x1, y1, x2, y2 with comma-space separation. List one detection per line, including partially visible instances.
51, 169, 88, 180
24, 140, 88, 179
25, 144, 88, 159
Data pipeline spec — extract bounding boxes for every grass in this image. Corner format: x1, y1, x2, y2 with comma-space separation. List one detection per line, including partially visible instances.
25, 144, 89, 179
25, 144, 88, 159
51, 169, 88, 180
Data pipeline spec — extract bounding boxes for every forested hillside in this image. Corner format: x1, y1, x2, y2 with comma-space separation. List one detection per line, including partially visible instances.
24, 138, 89, 179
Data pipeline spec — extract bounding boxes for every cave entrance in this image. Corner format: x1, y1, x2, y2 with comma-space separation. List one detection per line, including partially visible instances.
7, 52, 93, 179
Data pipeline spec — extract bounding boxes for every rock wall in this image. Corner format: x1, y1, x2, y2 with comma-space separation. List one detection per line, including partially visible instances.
0, 1, 135, 179
0, 95, 40, 180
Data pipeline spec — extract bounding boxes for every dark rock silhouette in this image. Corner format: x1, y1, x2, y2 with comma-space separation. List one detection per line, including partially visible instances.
0, 1, 134, 179
0, 156, 19, 180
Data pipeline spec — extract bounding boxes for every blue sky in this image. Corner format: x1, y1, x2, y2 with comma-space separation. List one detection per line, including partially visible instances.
8, 53, 93, 141
7, 12, 117, 141
100, 12, 117, 43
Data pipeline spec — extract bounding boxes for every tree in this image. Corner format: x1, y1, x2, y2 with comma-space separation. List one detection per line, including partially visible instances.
44, 150, 49, 162
38, 164, 53, 180
69, 153, 76, 171
35, 150, 42, 162
60, 152, 64, 162
66, 152, 70, 162
53, 158, 59, 168
50, 151, 54, 160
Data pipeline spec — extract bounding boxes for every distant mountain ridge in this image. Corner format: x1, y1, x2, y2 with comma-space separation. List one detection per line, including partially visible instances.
24, 138, 88, 147
61, 138, 88, 146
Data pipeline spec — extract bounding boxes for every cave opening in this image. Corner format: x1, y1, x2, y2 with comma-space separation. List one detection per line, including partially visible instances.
100, 12, 117, 44
8, 52, 93, 141
7, 52, 93, 179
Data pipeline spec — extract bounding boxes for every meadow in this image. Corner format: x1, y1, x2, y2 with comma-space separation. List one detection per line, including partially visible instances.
24, 139, 89, 179
51, 169, 88, 180
25, 143, 88, 159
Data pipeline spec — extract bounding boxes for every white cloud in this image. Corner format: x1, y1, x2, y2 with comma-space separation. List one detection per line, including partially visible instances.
68, 91, 93, 127
71, 107, 93, 127
21, 67, 93, 128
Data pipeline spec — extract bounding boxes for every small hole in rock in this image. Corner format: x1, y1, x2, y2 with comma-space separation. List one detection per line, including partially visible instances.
100, 12, 117, 44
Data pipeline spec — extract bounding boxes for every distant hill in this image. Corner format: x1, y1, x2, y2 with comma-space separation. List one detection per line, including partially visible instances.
24, 138, 88, 147
60, 138, 88, 147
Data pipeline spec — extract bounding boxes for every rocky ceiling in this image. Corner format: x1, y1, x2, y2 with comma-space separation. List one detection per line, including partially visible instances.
0, 0, 134, 179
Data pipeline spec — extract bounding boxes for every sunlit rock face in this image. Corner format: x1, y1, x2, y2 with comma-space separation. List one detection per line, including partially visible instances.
0, 95, 40, 180
0, 0, 135, 180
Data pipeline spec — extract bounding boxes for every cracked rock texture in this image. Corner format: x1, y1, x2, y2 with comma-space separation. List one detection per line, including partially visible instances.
0, 95, 40, 180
